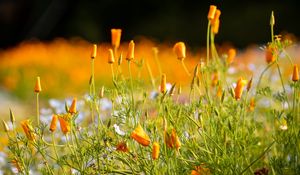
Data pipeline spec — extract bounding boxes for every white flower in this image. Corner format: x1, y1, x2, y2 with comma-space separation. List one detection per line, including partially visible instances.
113, 124, 125, 136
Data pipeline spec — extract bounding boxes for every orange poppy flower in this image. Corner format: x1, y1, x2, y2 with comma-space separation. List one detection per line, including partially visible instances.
234, 77, 247, 100
116, 142, 129, 152
227, 48, 236, 64
126, 40, 135, 61
131, 124, 150, 146
152, 142, 160, 160
91, 44, 97, 59
211, 9, 221, 25
69, 98, 77, 114
111, 29, 122, 49
207, 5, 217, 20
58, 116, 70, 135
21, 120, 35, 141
108, 49, 115, 64
292, 64, 299, 82
173, 42, 186, 61
49, 115, 58, 132
34, 76, 42, 93
265, 45, 276, 64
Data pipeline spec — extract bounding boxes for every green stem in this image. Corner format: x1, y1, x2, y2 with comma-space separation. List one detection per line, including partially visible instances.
128, 60, 135, 124
36, 93, 40, 126
206, 21, 211, 64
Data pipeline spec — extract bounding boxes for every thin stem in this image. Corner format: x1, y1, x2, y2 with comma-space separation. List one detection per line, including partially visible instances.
146, 61, 156, 89
256, 61, 275, 92
36, 93, 40, 126
206, 21, 211, 64
110, 64, 115, 81
127, 60, 135, 124
181, 60, 191, 76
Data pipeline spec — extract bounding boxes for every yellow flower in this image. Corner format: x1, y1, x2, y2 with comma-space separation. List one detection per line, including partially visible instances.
21, 120, 35, 141
126, 40, 135, 61
34, 76, 42, 93
91, 44, 97, 59
234, 77, 247, 100
111, 29, 122, 49
107, 49, 115, 64
173, 42, 186, 61
49, 115, 58, 132
131, 124, 150, 146
152, 142, 160, 160
292, 64, 299, 82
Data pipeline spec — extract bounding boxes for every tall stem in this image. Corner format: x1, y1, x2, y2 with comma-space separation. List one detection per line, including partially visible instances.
206, 21, 211, 64
36, 93, 40, 126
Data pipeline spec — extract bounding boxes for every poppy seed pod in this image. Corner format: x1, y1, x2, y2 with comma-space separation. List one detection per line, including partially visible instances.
126, 40, 135, 61
173, 42, 186, 61
234, 77, 247, 100
152, 142, 160, 160
91, 44, 97, 59
292, 64, 299, 82
108, 49, 115, 64
34, 76, 42, 93
207, 5, 217, 20
49, 115, 58, 132
111, 29, 122, 49
131, 124, 150, 146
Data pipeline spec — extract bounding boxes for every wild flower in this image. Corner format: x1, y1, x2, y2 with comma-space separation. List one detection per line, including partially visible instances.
111, 29, 122, 49
292, 64, 299, 82
21, 120, 35, 141
116, 142, 129, 152
234, 77, 247, 100
227, 48, 236, 64
126, 40, 135, 61
107, 49, 115, 64
91, 44, 97, 59
58, 115, 71, 135
131, 124, 150, 146
265, 44, 276, 64
152, 142, 159, 160
34, 76, 42, 93
49, 115, 58, 132
207, 5, 217, 20
69, 97, 77, 114
173, 42, 186, 61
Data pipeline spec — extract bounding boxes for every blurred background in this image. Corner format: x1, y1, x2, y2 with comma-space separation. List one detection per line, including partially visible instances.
1, 0, 300, 117
1, 0, 299, 49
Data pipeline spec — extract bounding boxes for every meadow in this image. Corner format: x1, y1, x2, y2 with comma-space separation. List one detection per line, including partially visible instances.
0, 5, 300, 175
